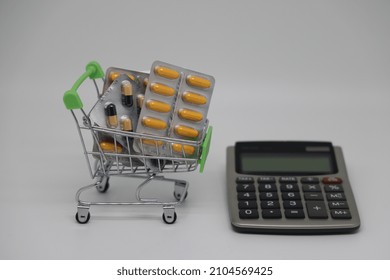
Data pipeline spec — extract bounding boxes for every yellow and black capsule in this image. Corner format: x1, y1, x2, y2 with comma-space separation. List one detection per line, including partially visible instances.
120, 116, 133, 132
137, 94, 145, 115
121, 80, 133, 107
104, 103, 118, 128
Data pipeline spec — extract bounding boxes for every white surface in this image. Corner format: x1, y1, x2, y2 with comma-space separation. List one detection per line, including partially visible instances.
0, 0, 389, 259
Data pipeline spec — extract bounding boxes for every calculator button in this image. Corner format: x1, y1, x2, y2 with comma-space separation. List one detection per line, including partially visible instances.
236, 184, 255, 192
257, 176, 276, 183
304, 192, 324, 200
279, 177, 297, 183
239, 209, 259, 219
322, 177, 343, 184
283, 200, 303, 209
237, 192, 257, 200
301, 177, 320, 184
280, 183, 299, 192
306, 201, 328, 219
328, 201, 349, 209
282, 192, 301, 200
324, 185, 344, 192
262, 209, 282, 219
302, 184, 321, 192
331, 210, 352, 219
260, 192, 279, 200
260, 200, 280, 209
285, 209, 305, 219
238, 200, 258, 209
326, 193, 346, 201
236, 177, 254, 184
258, 183, 277, 192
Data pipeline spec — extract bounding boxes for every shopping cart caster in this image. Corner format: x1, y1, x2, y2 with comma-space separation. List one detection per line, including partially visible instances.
174, 180, 188, 201
174, 190, 188, 201
96, 176, 110, 193
75, 206, 91, 224
162, 207, 177, 224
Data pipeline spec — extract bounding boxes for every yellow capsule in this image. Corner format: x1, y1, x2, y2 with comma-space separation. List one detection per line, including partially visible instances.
143, 77, 149, 87
178, 109, 203, 122
121, 80, 132, 96
182, 91, 207, 105
172, 143, 195, 155
146, 100, 171, 113
99, 141, 123, 153
120, 116, 133, 131
127, 74, 136, 81
186, 75, 211, 89
175, 125, 199, 138
137, 94, 145, 108
121, 81, 133, 107
142, 117, 167, 130
109, 72, 121, 82
106, 116, 118, 128
150, 83, 175, 97
141, 139, 164, 146
109, 71, 135, 81
154, 66, 180, 80
105, 103, 118, 128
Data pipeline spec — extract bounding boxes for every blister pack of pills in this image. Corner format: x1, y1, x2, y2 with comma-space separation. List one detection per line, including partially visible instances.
103, 67, 149, 116
103, 67, 149, 94
135, 61, 215, 157
91, 136, 144, 168
89, 74, 140, 149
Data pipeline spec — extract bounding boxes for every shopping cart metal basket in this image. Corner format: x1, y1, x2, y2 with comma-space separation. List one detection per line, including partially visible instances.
63, 61, 212, 224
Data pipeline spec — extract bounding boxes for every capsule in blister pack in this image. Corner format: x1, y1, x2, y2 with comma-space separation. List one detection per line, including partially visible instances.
105, 103, 118, 128
167, 62, 215, 155
134, 62, 181, 155
103, 67, 149, 96
103, 67, 149, 118
168, 64, 214, 157
135, 61, 215, 157
89, 74, 140, 151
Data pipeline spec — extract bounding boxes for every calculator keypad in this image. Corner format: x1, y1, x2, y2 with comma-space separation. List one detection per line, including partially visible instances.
236, 176, 352, 220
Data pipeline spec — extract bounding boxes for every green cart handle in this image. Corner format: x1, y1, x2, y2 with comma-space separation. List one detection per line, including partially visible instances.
199, 126, 213, 173
63, 61, 104, 110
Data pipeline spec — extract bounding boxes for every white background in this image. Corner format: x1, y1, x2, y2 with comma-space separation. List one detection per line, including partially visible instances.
0, 0, 389, 259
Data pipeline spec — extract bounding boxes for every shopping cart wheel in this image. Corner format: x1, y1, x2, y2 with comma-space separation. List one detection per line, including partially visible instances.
96, 176, 110, 193
174, 190, 188, 201
75, 211, 90, 224
162, 207, 177, 224
174, 180, 188, 201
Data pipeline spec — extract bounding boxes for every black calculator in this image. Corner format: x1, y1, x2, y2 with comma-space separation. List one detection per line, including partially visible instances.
226, 141, 360, 234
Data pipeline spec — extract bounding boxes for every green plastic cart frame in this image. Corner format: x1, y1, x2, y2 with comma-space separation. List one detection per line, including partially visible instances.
63, 61, 213, 224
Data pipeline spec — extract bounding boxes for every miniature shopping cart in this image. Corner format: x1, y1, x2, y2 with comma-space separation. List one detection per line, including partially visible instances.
63, 61, 212, 224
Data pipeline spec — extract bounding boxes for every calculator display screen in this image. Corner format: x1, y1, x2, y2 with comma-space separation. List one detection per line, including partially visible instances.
235, 141, 338, 175
240, 153, 333, 174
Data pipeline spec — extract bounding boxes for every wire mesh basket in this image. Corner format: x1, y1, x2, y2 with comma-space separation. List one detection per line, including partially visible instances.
63, 61, 212, 224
